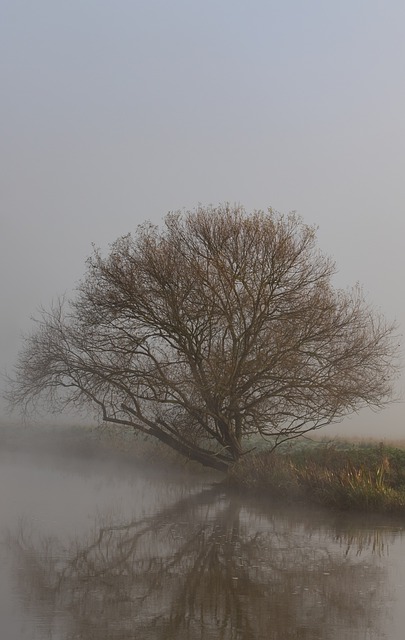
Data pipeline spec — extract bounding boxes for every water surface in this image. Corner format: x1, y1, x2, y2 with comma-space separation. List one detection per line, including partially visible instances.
1, 430, 405, 639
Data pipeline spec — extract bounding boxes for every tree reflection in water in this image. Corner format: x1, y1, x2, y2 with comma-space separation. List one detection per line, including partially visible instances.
7, 487, 392, 640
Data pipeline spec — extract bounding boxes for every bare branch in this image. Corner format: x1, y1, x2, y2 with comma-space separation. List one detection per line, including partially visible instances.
7, 205, 400, 469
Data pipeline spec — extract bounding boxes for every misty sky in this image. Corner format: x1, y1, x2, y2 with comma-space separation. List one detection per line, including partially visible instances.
1, 1, 404, 438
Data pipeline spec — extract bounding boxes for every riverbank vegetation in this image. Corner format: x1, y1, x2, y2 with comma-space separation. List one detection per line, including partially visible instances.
227, 439, 405, 514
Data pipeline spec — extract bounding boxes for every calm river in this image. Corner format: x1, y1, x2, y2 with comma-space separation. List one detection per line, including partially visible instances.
1, 428, 405, 639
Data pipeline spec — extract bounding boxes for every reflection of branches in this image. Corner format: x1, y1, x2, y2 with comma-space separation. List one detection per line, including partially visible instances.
7, 489, 390, 640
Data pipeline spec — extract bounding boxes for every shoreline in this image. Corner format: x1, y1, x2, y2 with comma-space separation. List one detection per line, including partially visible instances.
225, 440, 405, 515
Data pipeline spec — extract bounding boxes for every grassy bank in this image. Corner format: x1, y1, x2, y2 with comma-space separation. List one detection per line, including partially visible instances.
227, 440, 405, 514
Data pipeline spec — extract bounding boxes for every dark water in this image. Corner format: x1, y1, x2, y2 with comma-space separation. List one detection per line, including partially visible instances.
1, 433, 405, 639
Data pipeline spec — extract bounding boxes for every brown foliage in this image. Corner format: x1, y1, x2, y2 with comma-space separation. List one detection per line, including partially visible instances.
8, 205, 399, 469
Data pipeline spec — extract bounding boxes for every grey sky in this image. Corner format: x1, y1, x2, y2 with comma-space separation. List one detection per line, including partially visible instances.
1, 1, 404, 438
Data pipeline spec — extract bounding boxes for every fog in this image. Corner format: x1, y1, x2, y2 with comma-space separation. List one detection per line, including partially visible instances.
1, 1, 404, 439
2, 425, 405, 639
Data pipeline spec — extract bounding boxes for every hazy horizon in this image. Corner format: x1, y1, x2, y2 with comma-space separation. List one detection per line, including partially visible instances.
1, 1, 404, 440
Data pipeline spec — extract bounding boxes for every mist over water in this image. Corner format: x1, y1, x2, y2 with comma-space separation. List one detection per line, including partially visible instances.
1, 426, 405, 639
2, 3, 405, 633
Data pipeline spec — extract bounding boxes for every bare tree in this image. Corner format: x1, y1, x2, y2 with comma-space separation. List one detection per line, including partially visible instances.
8, 205, 399, 470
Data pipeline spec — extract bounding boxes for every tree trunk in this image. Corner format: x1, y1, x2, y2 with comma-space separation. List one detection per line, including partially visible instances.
149, 427, 230, 472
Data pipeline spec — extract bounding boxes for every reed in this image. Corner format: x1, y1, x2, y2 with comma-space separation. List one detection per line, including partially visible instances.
227, 441, 405, 513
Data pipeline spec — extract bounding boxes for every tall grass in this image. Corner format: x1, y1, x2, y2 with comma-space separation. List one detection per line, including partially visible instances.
227, 442, 405, 513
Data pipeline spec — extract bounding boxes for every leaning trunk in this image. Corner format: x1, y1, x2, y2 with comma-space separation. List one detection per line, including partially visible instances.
148, 427, 231, 472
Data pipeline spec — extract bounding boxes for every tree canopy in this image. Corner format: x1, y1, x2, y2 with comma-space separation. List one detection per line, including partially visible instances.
9, 205, 399, 470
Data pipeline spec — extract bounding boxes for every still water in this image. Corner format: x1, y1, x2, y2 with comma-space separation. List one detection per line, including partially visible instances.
1, 431, 405, 639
